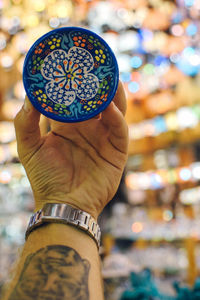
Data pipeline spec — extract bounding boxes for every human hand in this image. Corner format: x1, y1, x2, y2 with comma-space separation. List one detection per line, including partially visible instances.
14, 81, 128, 220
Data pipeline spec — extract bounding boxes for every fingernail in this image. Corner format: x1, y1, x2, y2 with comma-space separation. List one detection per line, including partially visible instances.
23, 96, 32, 112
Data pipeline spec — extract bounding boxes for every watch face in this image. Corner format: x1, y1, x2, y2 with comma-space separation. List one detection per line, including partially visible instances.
23, 27, 119, 122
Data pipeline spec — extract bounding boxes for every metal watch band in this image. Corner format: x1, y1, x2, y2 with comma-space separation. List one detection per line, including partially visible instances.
25, 203, 101, 249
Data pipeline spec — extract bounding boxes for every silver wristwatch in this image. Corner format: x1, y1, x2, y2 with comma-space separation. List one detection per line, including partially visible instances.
25, 203, 101, 248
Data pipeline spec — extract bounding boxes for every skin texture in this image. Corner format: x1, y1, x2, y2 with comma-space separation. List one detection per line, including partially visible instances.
8, 245, 90, 300
3, 81, 128, 300
14, 81, 128, 219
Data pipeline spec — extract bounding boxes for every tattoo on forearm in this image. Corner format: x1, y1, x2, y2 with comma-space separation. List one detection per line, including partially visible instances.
8, 245, 90, 300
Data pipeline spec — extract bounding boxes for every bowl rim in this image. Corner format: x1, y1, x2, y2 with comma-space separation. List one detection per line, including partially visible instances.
23, 26, 119, 123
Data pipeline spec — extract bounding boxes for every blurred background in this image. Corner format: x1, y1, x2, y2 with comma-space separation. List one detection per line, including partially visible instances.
1, 0, 200, 299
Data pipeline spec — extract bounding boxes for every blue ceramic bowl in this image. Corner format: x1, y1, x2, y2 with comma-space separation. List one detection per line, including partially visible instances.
23, 27, 119, 122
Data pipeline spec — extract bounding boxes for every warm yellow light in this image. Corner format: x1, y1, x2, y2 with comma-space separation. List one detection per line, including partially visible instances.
12, 0, 22, 4
165, 112, 178, 131
125, 173, 137, 190
132, 222, 143, 233
26, 26, 49, 46
0, 147, 5, 164
0, 170, 12, 184
16, 57, 24, 74
2, 100, 22, 119
9, 141, 18, 158
14, 80, 26, 99
0, 55, 13, 69
57, 5, 68, 18
27, 15, 39, 27
163, 210, 173, 222
56, 2, 73, 18
34, 0, 46, 12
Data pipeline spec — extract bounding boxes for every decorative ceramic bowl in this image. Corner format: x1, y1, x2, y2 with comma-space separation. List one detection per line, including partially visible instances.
23, 27, 119, 122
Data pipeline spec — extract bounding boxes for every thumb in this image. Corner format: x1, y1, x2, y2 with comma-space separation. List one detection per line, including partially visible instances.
14, 96, 42, 161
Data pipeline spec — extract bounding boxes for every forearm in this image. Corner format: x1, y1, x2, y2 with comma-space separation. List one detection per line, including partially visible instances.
2, 223, 104, 300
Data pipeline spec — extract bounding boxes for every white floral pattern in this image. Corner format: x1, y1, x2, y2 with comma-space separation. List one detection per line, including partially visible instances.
41, 47, 99, 106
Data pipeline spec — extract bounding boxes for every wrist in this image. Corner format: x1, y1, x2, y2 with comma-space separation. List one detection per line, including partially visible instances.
26, 222, 99, 251
34, 197, 99, 221
28, 203, 101, 249
22, 223, 104, 300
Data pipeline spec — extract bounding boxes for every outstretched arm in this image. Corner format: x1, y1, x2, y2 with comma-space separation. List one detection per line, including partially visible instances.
2, 81, 128, 300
